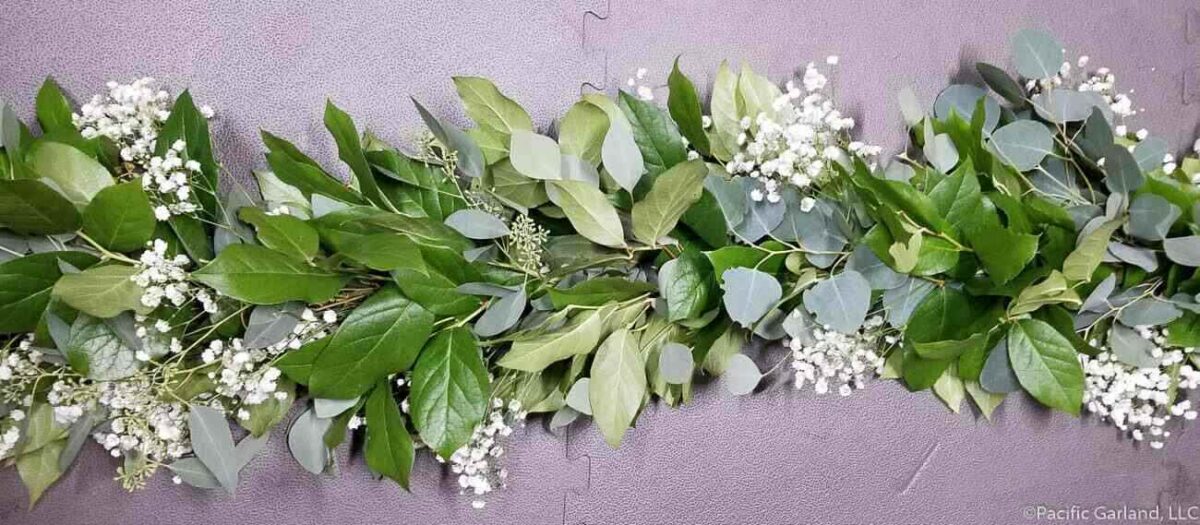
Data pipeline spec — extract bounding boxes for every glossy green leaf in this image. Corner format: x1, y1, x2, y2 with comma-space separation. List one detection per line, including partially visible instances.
158, 91, 218, 218
81, 182, 155, 252
1007, 319, 1084, 415
659, 249, 717, 322
498, 310, 604, 372
53, 264, 146, 318
410, 327, 489, 458
558, 101, 609, 166
0, 179, 81, 235
631, 159, 707, 245
618, 90, 687, 178
35, 78, 75, 134
667, 58, 710, 156
16, 439, 65, 507
547, 180, 625, 248
1062, 217, 1123, 282
27, 141, 114, 207
365, 383, 415, 490
0, 251, 96, 333
548, 277, 655, 309
237, 207, 319, 261
192, 244, 345, 305
308, 285, 434, 399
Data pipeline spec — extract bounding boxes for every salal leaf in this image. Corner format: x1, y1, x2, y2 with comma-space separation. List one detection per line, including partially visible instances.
0, 179, 81, 235
27, 141, 114, 207
364, 382, 415, 489
410, 327, 489, 458
35, 78, 75, 133
309, 285, 434, 399
721, 268, 781, 328
802, 271, 871, 334
589, 329, 645, 448
659, 249, 717, 322
53, 264, 147, 318
387, 242, 482, 316
324, 100, 388, 209
262, 131, 364, 205
558, 101, 609, 166
238, 207, 319, 261
0, 251, 96, 333
1012, 29, 1064, 79
618, 91, 687, 178
548, 277, 655, 309
158, 91, 219, 217
547, 180, 625, 248
988, 120, 1053, 171
497, 310, 604, 372
192, 244, 345, 305
1062, 217, 1123, 282
79, 182, 155, 252
1006, 319, 1084, 415
490, 159, 548, 211
709, 61, 741, 161
631, 159, 707, 245
189, 405, 239, 494
599, 117, 644, 193
452, 76, 533, 150
667, 58, 710, 155
443, 209, 510, 240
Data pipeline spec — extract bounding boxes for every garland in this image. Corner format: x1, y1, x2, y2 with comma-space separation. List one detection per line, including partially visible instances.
2, 28, 1199, 509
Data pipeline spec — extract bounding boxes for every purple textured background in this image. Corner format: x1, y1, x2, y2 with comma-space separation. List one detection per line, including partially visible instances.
2, 1, 1200, 524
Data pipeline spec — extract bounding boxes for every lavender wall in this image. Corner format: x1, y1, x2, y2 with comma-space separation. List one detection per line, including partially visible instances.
2, 1, 1200, 524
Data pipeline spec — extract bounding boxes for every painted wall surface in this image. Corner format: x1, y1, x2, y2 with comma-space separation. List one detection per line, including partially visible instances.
2, 1, 1200, 524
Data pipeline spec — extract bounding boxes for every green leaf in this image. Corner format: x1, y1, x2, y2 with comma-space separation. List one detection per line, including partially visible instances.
192, 244, 345, 305
53, 264, 147, 318
237, 207, 319, 261
736, 63, 782, 123
631, 159, 707, 245
489, 159, 548, 211
548, 277, 656, 309
0, 252, 95, 333
659, 249, 717, 322
709, 61, 741, 162
680, 188, 728, 248
547, 180, 626, 248
27, 141, 115, 207
443, 209, 510, 240
933, 363, 966, 413
618, 91, 687, 178
410, 327, 489, 459
1062, 218, 1124, 282
802, 271, 872, 334
16, 439, 65, 507
1006, 319, 1084, 415
411, 97, 486, 179
968, 223, 1039, 285
388, 243, 482, 316
35, 78, 75, 134
82, 182, 155, 252
452, 76, 533, 150
169, 213, 214, 263
667, 58, 710, 156
308, 285, 435, 399
1008, 270, 1080, 318
558, 101, 609, 166
509, 130, 562, 180
324, 100, 388, 209
65, 314, 138, 380
589, 328, 645, 448
263, 137, 363, 205
364, 382, 415, 489
975, 62, 1026, 106
0, 179, 81, 235
157, 91, 219, 218
275, 338, 328, 386
965, 380, 1006, 420
498, 310, 604, 372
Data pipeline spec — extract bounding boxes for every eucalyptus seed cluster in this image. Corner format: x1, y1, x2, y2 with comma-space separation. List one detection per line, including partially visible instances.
507, 213, 548, 275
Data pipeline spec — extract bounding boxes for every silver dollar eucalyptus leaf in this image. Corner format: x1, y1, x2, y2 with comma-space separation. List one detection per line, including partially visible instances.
314, 397, 359, 418
988, 120, 1054, 171
802, 271, 871, 334
721, 268, 782, 328
658, 342, 694, 384
723, 353, 761, 396
1107, 243, 1158, 272
847, 244, 906, 290
1116, 298, 1181, 327
1132, 136, 1168, 173
1126, 194, 1180, 242
1108, 323, 1160, 368
883, 278, 936, 328
1080, 274, 1117, 313
933, 84, 999, 132
243, 302, 304, 349
1011, 28, 1064, 79
288, 407, 332, 475
1164, 236, 1200, 266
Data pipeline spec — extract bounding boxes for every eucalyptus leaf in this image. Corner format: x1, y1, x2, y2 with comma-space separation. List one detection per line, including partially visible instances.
1108, 323, 1160, 368
988, 120, 1054, 171
287, 407, 331, 475
189, 405, 239, 494
243, 302, 304, 350
802, 271, 871, 334
721, 268, 781, 328
1164, 236, 1200, 267
444, 209, 510, 240
723, 353, 761, 396
474, 288, 526, 337
658, 342, 694, 384
1127, 194, 1179, 242
1012, 28, 1064, 79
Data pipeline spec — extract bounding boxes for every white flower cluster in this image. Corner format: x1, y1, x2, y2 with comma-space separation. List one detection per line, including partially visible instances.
202, 309, 336, 411
789, 314, 887, 396
725, 59, 879, 203
625, 67, 655, 101
132, 239, 218, 313
0, 338, 47, 458
441, 398, 527, 509
1025, 56, 1138, 125
0, 418, 19, 460
143, 140, 201, 220
74, 78, 172, 166
92, 377, 192, 462
1080, 327, 1200, 449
